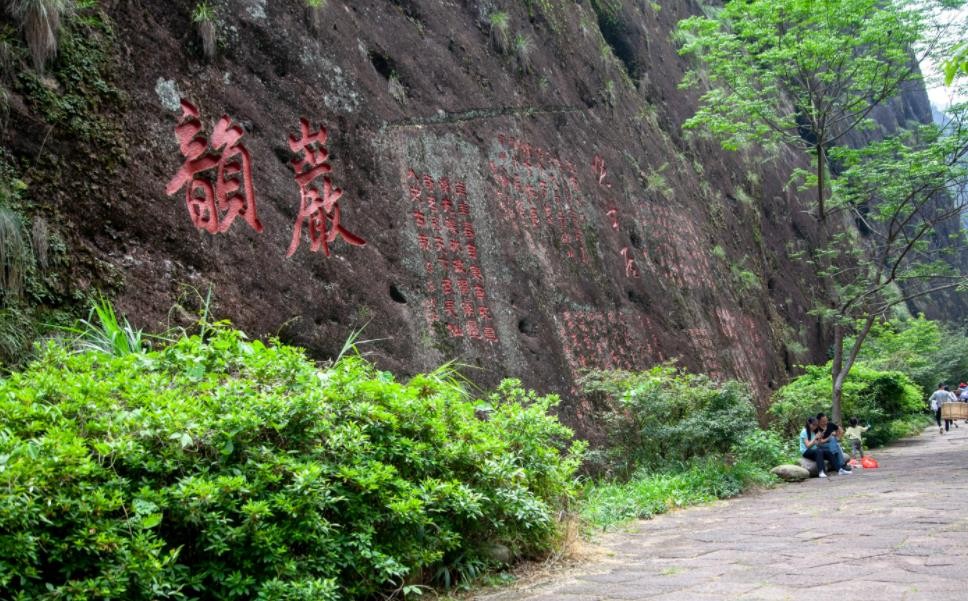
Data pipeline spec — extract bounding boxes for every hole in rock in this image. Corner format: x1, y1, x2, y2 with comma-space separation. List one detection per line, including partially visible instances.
389, 284, 407, 304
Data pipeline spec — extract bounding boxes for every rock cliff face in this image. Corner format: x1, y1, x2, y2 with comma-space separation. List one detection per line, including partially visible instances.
1, 1, 956, 427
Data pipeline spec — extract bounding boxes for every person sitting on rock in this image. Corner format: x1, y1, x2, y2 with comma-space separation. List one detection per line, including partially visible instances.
817, 413, 851, 473
800, 416, 845, 478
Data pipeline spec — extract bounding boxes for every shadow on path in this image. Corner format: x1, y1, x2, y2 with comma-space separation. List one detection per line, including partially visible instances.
473, 425, 968, 601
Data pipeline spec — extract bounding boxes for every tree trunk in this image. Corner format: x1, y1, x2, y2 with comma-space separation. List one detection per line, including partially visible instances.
830, 323, 844, 424
830, 315, 877, 425
816, 143, 826, 221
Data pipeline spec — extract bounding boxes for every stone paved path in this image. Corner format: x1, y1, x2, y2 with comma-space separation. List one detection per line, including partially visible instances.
476, 425, 968, 601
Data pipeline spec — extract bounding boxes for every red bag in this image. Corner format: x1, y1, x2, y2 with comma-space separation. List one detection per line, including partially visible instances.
861, 456, 879, 469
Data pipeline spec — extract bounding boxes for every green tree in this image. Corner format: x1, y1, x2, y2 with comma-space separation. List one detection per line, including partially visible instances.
944, 41, 968, 85
677, 0, 963, 221
815, 117, 968, 418
677, 0, 968, 422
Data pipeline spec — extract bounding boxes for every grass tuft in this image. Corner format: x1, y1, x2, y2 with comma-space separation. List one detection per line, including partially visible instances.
192, 2, 216, 61
5, 0, 73, 72
0, 205, 30, 304
489, 10, 510, 54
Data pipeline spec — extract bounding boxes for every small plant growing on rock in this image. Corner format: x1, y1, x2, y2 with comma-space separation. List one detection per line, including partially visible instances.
514, 33, 533, 73
488, 10, 510, 54
5, 0, 74, 72
192, 1, 216, 61
305, 0, 327, 32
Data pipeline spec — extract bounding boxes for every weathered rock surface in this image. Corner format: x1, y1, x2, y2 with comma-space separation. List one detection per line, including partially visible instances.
770, 464, 810, 482
798, 457, 821, 477
1, 1, 961, 430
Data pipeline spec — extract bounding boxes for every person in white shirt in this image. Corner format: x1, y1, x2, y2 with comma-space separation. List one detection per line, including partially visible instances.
929, 384, 952, 434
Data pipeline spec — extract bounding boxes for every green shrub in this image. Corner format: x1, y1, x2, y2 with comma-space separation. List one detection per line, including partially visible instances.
580, 458, 775, 530
770, 363, 924, 446
580, 366, 757, 477
0, 326, 583, 599
731, 429, 796, 470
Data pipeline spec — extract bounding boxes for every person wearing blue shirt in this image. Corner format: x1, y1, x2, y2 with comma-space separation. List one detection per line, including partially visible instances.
800, 416, 847, 478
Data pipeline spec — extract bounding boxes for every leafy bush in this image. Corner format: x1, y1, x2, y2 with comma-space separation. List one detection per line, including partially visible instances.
731, 429, 796, 470
0, 326, 583, 599
580, 366, 757, 477
770, 363, 924, 446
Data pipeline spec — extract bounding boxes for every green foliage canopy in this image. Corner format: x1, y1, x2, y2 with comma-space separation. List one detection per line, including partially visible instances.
677, 0, 964, 218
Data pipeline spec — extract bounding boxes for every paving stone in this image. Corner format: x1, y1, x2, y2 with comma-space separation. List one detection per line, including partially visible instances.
473, 426, 968, 601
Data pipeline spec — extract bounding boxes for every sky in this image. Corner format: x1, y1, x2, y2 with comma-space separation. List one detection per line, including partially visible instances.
919, 6, 967, 111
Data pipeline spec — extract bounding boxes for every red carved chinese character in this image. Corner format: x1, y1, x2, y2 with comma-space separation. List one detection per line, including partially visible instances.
466, 321, 482, 339
606, 208, 619, 230
409, 185, 422, 201
286, 118, 365, 257
444, 299, 457, 317
466, 243, 478, 260
422, 174, 435, 192
470, 265, 483, 281
449, 238, 460, 253
445, 217, 458, 235
529, 207, 539, 227
473, 285, 486, 301
454, 181, 467, 196
166, 100, 263, 234
457, 278, 470, 295
439, 177, 450, 194
458, 201, 470, 216
417, 233, 430, 250
452, 259, 466, 274
621, 247, 640, 278
424, 298, 438, 324
425, 261, 434, 274
427, 197, 437, 214
442, 278, 454, 295
462, 299, 475, 317
483, 326, 498, 342
433, 236, 444, 252
441, 197, 453, 213
592, 155, 610, 187
447, 323, 463, 338
478, 305, 493, 321
463, 222, 476, 240
413, 210, 426, 227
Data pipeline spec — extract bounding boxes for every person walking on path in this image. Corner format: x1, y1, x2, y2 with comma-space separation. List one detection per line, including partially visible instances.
946, 386, 959, 429
844, 417, 869, 461
930, 384, 952, 434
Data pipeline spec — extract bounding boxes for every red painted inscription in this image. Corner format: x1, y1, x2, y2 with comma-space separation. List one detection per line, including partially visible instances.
166, 99, 263, 234
490, 135, 589, 263
407, 170, 498, 344
286, 118, 366, 257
